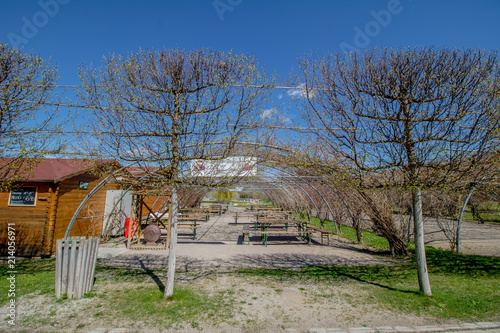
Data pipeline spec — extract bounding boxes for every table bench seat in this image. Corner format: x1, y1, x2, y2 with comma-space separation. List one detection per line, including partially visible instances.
241, 225, 250, 245
257, 230, 313, 247
177, 225, 200, 239
307, 226, 334, 245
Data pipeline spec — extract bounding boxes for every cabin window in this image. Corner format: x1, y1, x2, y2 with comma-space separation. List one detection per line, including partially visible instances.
8, 186, 37, 206
78, 181, 89, 190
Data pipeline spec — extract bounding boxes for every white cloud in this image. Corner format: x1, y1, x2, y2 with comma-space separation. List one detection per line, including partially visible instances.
286, 83, 314, 99
260, 108, 275, 119
277, 94, 283, 100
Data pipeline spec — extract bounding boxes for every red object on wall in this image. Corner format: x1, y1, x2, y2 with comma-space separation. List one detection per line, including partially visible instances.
125, 218, 137, 238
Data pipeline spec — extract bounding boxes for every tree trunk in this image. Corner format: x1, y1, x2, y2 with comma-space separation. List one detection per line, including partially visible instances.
164, 184, 178, 298
354, 220, 363, 243
164, 92, 180, 299
389, 237, 408, 256
412, 187, 432, 296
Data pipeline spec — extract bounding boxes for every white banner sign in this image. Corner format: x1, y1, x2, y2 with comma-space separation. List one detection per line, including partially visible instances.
190, 157, 257, 177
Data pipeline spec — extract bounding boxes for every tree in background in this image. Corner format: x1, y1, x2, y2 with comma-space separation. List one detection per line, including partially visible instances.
0, 43, 59, 189
78, 48, 270, 298
296, 47, 499, 295
216, 191, 235, 203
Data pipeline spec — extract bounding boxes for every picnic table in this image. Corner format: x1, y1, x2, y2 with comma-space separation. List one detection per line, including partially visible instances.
162, 217, 200, 240
180, 212, 209, 221
232, 212, 255, 223
205, 204, 228, 216
252, 219, 312, 246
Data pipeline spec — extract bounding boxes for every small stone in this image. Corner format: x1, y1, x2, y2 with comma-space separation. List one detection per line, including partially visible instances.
476, 322, 500, 329
349, 327, 376, 333
414, 326, 441, 332
442, 325, 463, 330
309, 329, 327, 333
460, 323, 481, 330
326, 329, 348, 333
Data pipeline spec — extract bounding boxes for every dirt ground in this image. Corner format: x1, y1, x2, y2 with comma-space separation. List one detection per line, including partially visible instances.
423, 216, 500, 257
3, 205, 499, 332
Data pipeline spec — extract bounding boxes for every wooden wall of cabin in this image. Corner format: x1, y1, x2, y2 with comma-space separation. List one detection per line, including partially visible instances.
141, 195, 170, 214
0, 182, 54, 257
50, 173, 120, 253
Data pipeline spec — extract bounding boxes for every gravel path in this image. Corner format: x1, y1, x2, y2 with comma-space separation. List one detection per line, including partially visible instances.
423, 217, 500, 256
99, 205, 398, 270
99, 204, 499, 272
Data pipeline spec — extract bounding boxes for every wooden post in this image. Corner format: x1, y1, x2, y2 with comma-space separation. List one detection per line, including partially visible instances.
86, 237, 99, 293
55, 236, 100, 299
67, 237, 79, 299
55, 239, 62, 298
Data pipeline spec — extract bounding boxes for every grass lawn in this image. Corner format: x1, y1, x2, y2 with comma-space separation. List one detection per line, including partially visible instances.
1, 248, 498, 330
230, 200, 250, 207
238, 248, 500, 320
460, 201, 500, 224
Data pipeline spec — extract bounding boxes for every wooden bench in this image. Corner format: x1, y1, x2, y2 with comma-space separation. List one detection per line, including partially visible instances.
241, 225, 250, 245
178, 223, 200, 240
179, 214, 208, 222
233, 212, 255, 223
257, 230, 313, 247
209, 206, 223, 216
308, 226, 334, 245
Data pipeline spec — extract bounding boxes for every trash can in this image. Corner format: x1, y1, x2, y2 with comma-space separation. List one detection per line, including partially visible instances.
124, 218, 137, 238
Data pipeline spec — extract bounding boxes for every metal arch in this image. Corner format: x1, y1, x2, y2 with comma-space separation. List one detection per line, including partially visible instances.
273, 164, 358, 233
236, 176, 303, 212
65, 167, 125, 238
263, 166, 338, 231
264, 171, 321, 222
256, 178, 308, 213
238, 176, 302, 211
65, 156, 356, 238
260, 176, 302, 212
64, 162, 170, 238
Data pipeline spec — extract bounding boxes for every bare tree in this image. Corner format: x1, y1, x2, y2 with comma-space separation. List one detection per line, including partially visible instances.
78, 48, 269, 298
0, 43, 59, 189
297, 47, 500, 295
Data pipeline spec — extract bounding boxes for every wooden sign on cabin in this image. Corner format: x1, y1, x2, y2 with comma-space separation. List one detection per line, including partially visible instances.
78, 181, 89, 190
8, 186, 37, 206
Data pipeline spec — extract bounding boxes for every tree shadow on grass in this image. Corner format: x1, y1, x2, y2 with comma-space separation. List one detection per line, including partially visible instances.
306, 265, 419, 294
139, 259, 165, 292
421, 247, 500, 276
237, 262, 419, 294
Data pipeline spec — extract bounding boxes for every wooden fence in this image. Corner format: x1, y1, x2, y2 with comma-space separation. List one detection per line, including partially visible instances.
55, 236, 100, 299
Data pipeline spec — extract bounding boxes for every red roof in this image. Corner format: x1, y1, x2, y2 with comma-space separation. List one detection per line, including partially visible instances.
0, 158, 119, 183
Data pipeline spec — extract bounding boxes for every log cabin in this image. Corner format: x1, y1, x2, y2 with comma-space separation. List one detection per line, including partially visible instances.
0, 158, 121, 257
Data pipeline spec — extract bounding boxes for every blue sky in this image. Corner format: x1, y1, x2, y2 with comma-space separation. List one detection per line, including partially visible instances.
1, 0, 499, 124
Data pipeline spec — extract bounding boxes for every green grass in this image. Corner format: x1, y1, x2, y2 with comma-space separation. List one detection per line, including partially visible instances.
0, 261, 235, 330
0, 258, 55, 305
238, 248, 500, 320
230, 200, 250, 207
92, 265, 236, 329
1, 249, 499, 325
260, 199, 274, 207
460, 201, 500, 224
94, 284, 234, 329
